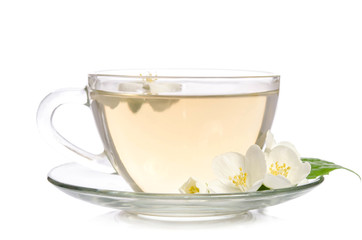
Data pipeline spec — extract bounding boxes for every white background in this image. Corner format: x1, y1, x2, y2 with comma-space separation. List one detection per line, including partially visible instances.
1, 0, 361, 239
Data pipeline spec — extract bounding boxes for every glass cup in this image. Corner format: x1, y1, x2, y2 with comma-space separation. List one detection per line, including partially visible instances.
37, 69, 280, 193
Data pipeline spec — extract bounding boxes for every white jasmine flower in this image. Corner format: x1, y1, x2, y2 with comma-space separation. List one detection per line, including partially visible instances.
179, 177, 209, 194
118, 82, 144, 92
140, 73, 182, 94
298, 179, 309, 186
118, 73, 182, 95
148, 82, 182, 94
265, 131, 300, 158
263, 131, 311, 189
209, 145, 267, 193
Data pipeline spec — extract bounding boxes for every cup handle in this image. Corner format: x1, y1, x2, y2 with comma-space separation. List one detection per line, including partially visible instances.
37, 87, 113, 171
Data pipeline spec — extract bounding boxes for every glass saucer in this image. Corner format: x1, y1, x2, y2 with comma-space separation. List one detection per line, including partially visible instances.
48, 162, 324, 218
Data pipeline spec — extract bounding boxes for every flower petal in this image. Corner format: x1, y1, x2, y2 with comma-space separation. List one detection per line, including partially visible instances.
196, 181, 210, 194
268, 145, 301, 169
179, 177, 197, 194
289, 162, 311, 185
265, 130, 277, 152
278, 141, 301, 159
245, 144, 267, 186
297, 178, 309, 186
149, 82, 182, 94
263, 173, 293, 189
212, 152, 245, 183
118, 82, 143, 92
207, 180, 241, 193
247, 179, 264, 192
179, 177, 209, 194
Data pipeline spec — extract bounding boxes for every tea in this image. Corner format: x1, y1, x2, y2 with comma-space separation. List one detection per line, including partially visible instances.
90, 90, 278, 193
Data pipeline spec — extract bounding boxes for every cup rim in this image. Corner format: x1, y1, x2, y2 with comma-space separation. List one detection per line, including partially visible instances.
88, 68, 280, 79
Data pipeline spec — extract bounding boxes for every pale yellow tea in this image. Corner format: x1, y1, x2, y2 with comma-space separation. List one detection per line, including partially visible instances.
91, 90, 278, 193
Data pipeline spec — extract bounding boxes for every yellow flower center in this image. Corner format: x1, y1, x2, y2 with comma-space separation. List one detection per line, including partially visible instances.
229, 167, 248, 187
140, 73, 157, 83
269, 161, 291, 177
188, 185, 200, 194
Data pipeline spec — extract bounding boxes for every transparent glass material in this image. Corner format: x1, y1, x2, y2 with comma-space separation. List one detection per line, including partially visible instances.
48, 162, 324, 217
37, 69, 280, 193
88, 69, 279, 96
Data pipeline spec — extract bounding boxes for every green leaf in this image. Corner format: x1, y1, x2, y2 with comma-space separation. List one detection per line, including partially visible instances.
301, 158, 360, 180
257, 185, 270, 191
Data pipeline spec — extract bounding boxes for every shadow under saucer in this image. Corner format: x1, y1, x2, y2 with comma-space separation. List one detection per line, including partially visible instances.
93, 208, 280, 228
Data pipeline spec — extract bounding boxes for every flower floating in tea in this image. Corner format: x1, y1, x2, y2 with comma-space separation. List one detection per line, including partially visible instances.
179, 130, 360, 194
139, 72, 182, 95
140, 72, 157, 83
103, 72, 183, 113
